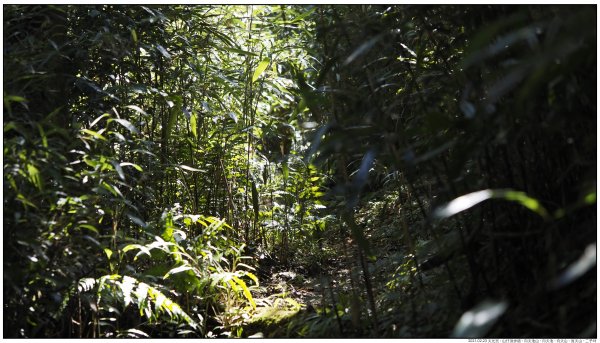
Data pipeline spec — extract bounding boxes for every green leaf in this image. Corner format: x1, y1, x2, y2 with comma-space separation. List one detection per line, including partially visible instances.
233, 276, 256, 309
120, 162, 143, 172
252, 58, 270, 83
433, 190, 494, 219
190, 112, 198, 139
177, 164, 205, 172
495, 190, 549, 219
245, 272, 259, 287
433, 189, 550, 220
164, 265, 193, 279
125, 105, 148, 116
166, 108, 178, 142
26, 163, 43, 190
81, 128, 107, 141
130, 29, 138, 44
111, 160, 125, 180
452, 300, 508, 338
156, 44, 171, 59
111, 118, 140, 135
104, 248, 113, 260
223, 46, 258, 56
79, 224, 99, 234
90, 113, 111, 128
127, 213, 147, 228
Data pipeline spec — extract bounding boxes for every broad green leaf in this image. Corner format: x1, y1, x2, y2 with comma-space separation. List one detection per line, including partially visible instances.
252, 58, 270, 83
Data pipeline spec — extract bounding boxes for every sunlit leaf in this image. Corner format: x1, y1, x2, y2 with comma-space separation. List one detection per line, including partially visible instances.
164, 265, 193, 279
433, 190, 494, 219
343, 33, 385, 66
252, 58, 270, 83
79, 224, 99, 234
177, 164, 206, 172
111, 160, 125, 180
90, 113, 111, 128
120, 162, 143, 172
103, 248, 113, 260
549, 243, 596, 290
26, 164, 43, 190
433, 189, 549, 220
156, 44, 171, 59
190, 112, 198, 139
452, 300, 508, 337
227, 111, 238, 123
233, 276, 256, 309
81, 128, 107, 141
127, 213, 147, 228
125, 105, 148, 116
130, 29, 138, 44
111, 118, 140, 135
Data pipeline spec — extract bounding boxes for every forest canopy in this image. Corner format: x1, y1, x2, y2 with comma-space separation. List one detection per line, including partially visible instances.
3, 4, 596, 338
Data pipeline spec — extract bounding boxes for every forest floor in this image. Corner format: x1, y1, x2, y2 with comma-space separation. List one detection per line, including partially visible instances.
239, 188, 465, 338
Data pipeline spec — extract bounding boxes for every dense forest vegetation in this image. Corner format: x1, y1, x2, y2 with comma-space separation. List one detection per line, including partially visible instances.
3, 4, 596, 338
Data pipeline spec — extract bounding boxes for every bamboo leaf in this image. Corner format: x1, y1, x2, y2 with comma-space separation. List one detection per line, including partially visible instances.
78, 224, 99, 234
127, 213, 147, 228
111, 160, 125, 180
120, 162, 143, 172
433, 190, 494, 219
433, 189, 550, 220
190, 112, 198, 139
125, 105, 148, 116
166, 108, 178, 142
177, 164, 206, 172
156, 44, 171, 59
252, 58, 270, 83
164, 265, 193, 279
81, 128, 107, 141
452, 300, 508, 337
233, 276, 256, 309
111, 118, 140, 135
